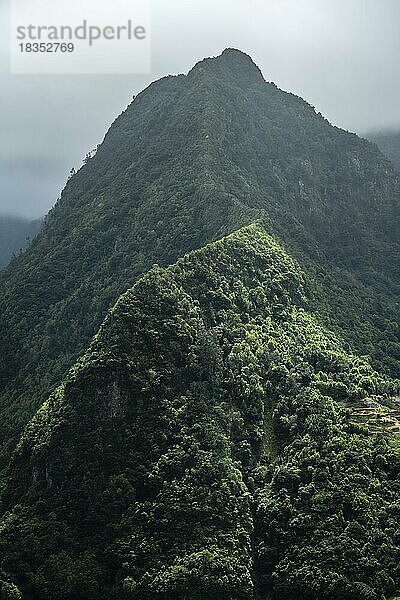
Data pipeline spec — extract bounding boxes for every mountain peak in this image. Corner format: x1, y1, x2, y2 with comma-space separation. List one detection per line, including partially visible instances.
1, 48, 400, 600
220, 47, 258, 63
188, 48, 265, 85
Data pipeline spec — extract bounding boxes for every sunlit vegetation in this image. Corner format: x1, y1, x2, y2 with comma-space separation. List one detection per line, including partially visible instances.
0, 226, 399, 599
0, 50, 399, 599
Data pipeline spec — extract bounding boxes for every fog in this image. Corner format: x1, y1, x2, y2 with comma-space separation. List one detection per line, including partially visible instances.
0, 0, 399, 218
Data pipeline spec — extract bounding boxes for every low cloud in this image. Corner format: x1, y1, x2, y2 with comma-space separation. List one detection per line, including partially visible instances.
1, 0, 399, 218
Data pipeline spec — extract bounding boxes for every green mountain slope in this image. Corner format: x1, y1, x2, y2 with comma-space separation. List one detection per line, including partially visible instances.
0, 49, 399, 470
0, 226, 398, 600
368, 130, 400, 171
0, 216, 41, 268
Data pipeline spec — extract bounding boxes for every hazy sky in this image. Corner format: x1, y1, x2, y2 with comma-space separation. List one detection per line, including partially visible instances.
1, 0, 399, 218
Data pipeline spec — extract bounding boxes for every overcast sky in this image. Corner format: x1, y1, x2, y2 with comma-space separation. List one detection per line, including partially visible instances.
1, 0, 399, 218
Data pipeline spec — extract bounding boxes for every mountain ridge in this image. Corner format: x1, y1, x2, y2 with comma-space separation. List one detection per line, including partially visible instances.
0, 48, 400, 600
0, 48, 399, 471
1, 224, 399, 599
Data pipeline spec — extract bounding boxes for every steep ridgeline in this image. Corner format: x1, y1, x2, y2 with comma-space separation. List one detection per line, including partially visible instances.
367, 130, 400, 172
0, 48, 399, 466
0, 226, 399, 600
0, 216, 41, 268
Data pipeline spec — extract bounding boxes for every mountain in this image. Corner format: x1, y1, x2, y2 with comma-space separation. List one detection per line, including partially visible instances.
0, 49, 399, 468
367, 130, 400, 171
0, 49, 399, 599
1, 225, 399, 600
0, 215, 42, 268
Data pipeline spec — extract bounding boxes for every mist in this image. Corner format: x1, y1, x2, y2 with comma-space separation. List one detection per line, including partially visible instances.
0, 0, 399, 218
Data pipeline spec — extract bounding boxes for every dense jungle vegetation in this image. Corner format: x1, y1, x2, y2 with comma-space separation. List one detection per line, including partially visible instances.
1, 226, 399, 600
0, 50, 399, 599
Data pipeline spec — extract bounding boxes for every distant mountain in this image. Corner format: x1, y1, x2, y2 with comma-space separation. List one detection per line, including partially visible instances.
367, 129, 400, 171
0, 49, 399, 600
0, 215, 41, 268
